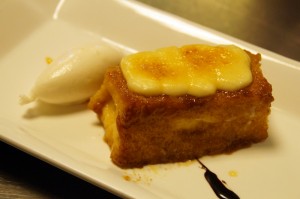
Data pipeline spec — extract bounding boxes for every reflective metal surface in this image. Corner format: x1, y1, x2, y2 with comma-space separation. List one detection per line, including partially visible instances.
138, 0, 300, 61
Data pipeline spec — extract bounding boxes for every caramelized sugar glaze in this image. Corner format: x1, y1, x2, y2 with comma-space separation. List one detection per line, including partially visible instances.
89, 47, 273, 168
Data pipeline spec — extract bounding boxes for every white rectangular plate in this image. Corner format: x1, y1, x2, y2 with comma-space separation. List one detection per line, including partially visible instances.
1, 0, 300, 198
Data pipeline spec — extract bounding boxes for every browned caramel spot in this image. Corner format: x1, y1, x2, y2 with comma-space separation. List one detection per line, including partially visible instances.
181, 46, 232, 69
141, 59, 172, 80
123, 175, 131, 181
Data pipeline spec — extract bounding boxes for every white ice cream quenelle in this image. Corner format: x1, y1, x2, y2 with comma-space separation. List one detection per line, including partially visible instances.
20, 43, 123, 105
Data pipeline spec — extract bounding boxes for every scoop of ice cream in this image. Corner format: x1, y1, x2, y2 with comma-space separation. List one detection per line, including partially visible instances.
20, 43, 123, 105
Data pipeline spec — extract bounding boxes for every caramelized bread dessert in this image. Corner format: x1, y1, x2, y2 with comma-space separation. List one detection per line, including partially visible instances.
88, 44, 274, 168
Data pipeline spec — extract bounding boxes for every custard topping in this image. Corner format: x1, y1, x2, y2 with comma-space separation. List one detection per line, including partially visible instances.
120, 44, 252, 96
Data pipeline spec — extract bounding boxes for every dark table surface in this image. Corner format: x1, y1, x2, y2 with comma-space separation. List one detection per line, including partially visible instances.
1, 0, 299, 198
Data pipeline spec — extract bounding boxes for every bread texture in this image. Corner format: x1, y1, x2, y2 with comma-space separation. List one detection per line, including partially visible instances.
88, 51, 273, 168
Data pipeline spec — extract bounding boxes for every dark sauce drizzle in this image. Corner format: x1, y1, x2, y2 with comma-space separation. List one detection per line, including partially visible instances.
196, 159, 240, 199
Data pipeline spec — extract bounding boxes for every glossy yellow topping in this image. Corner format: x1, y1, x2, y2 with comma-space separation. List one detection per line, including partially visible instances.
120, 44, 252, 96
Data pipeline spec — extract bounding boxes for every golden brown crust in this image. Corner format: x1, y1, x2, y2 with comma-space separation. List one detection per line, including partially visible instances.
88, 51, 274, 168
